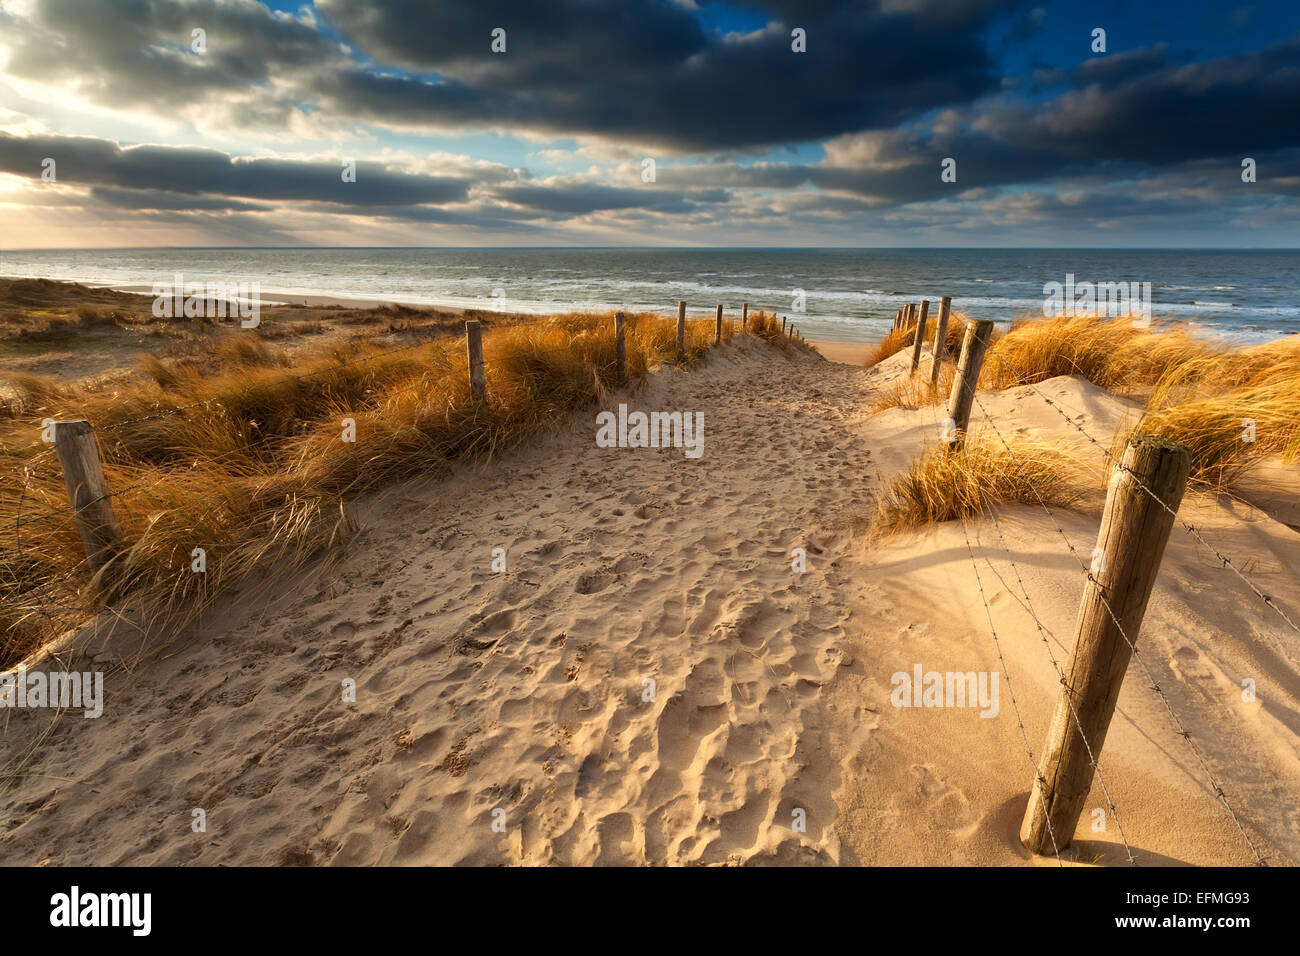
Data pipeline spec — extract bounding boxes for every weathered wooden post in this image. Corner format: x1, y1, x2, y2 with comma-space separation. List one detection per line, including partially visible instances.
893, 308, 902, 333
52, 420, 121, 573
781, 316, 787, 335
466, 320, 487, 403
909, 299, 931, 374
715, 304, 723, 344
676, 300, 687, 354
945, 319, 994, 450
614, 311, 627, 386
1021, 436, 1191, 855
929, 296, 952, 387
742, 302, 749, 330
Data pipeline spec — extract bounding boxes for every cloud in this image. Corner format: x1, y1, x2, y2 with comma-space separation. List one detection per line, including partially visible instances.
2, 0, 1023, 150
1, 0, 1298, 246
0, 133, 473, 205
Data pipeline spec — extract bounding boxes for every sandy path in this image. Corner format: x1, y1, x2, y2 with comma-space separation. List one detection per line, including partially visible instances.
1, 338, 1296, 866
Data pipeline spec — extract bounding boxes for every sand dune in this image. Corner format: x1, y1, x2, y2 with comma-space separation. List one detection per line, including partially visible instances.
2, 338, 1297, 866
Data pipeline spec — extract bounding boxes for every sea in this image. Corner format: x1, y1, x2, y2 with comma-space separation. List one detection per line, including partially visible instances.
3, 247, 1297, 344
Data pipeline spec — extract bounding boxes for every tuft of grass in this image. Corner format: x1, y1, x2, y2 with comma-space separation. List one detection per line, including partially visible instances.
744, 310, 820, 354
873, 438, 1082, 535
864, 325, 914, 367
984, 314, 1300, 492
0, 371, 70, 418
215, 335, 289, 369
1137, 376, 1300, 490
865, 310, 968, 368
863, 312, 1300, 495
985, 315, 1209, 392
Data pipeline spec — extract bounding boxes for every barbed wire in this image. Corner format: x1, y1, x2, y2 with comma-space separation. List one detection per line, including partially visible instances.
972, 487, 1138, 865
966, 379, 1269, 866
956, 513, 1064, 866
982, 344, 1300, 641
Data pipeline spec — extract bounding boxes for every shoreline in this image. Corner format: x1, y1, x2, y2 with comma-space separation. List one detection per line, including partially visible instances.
97, 281, 879, 360
4, 274, 1293, 346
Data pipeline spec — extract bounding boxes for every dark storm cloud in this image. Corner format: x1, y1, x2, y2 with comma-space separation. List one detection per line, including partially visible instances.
979, 38, 1300, 164
0, 134, 472, 205
778, 36, 1300, 209
312, 0, 1025, 150
0, 131, 732, 227
3, 0, 340, 112
3, 0, 1030, 151
90, 186, 273, 212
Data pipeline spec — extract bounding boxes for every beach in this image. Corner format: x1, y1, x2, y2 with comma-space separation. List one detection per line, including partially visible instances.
2, 283, 1297, 866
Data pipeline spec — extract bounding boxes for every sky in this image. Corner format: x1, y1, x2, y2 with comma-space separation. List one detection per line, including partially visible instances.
0, 0, 1297, 248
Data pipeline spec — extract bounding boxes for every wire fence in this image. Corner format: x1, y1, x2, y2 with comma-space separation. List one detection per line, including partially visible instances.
909, 316, 1282, 866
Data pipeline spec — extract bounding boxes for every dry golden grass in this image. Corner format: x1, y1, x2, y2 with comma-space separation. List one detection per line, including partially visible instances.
985, 315, 1210, 391
744, 310, 821, 355
0, 309, 762, 667
872, 437, 1082, 535
981, 314, 1300, 490
1138, 377, 1300, 489
864, 325, 913, 367
864, 309, 967, 368
868, 365, 956, 413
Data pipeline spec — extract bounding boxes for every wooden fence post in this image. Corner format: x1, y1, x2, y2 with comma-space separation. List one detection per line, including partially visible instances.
945, 319, 994, 451
614, 311, 627, 386
781, 316, 787, 335
929, 296, 952, 387
904, 303, 914, 330
52, 420, 121, 573
466, 320, 487, 403
909, 299, 931, 374
893, 309, 902, 333
742, 302, 749, 330
1020, 436, 1191, 855
715, 304, 723, 344
677, 300, 686, 355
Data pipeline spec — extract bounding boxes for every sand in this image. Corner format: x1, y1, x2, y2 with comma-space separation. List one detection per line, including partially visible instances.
812, 340, 873, 365
1, 337, 1297, 866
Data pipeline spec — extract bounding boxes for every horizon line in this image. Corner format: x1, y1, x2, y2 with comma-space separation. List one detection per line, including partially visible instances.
7, 245, 1300, 253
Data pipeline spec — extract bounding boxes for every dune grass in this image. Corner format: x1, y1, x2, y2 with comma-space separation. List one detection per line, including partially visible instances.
987, 315, 1300, 489
869, 313, 1300, 494
864, 310, 968, 368
983, 315, 1211, 391
745, 310, 821, 354
0, 309, 757, 668
872, 437, 1082, 535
